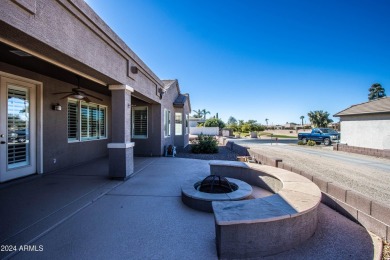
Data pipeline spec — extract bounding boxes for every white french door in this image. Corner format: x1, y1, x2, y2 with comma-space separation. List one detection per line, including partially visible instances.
0, 76, 36, 182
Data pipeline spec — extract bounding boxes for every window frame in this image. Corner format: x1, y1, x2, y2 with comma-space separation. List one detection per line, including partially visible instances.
185, 114, 189, 134
164, 109, 171, 137
132, 106, 148, 139
67, 99, 107, 143
175, 112, 183, 136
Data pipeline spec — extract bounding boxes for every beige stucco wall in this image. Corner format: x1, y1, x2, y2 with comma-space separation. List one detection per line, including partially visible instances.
1, 0, 192, 161
339, 114, 390, 150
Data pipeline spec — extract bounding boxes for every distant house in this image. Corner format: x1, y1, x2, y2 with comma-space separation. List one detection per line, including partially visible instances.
284, 123, 298, 130
334, 97, 390, 156
189, 117, 205, 127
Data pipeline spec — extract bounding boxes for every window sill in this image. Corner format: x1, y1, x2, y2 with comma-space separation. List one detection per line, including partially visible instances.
68, 138, 108, 144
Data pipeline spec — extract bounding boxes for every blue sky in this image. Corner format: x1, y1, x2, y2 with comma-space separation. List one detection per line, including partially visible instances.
85, 0, 390, 125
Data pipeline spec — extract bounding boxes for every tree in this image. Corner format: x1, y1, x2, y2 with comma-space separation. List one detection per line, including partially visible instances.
300, 116, 304, 126
201, 109, 210, 120
265, 118, 269, 128
307, 110, 333, 128
237, 120, 244, 132
204, 118, 225, 129
192, 109, 203, 118
368, 83, 386, 100
226, 116, 238, 131
227, 116, 237, 125
240, 120, 265, 132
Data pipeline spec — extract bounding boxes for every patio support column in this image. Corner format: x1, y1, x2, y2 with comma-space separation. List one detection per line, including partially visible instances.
108, 84, 134, 180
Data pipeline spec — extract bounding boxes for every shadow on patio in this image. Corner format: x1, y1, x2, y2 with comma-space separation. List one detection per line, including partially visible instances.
0, 157, 379, 259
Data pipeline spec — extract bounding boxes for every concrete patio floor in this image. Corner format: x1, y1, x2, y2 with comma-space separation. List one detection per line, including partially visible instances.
0, 157, 382, 259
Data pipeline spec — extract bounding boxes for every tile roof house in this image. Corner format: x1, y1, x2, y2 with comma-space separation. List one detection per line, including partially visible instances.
0, 0, 191, 182
334, 97, 390, 155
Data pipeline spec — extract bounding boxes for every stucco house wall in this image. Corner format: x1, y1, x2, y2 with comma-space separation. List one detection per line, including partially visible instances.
0, 62, 111, 173
161, 80, 190, 152
131, 98, 162, 156
335, 97, 390, 153
0, 0, 192, 182
1, 0, 164, 94
339, 114, 390, 150
174, 103, 190, 148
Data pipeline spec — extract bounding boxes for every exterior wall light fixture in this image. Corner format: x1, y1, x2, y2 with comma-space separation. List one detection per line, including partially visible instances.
131, 66, 138, 74
52, 103, 62, 111
158, 88, 166, 99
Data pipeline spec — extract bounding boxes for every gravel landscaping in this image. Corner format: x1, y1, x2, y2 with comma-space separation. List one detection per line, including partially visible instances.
247, 144, 390, 207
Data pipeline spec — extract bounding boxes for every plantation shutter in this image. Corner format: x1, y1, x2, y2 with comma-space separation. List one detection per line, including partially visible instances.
88, 104, 98, 139
68, 100, 107, 141
99, 107, 106, 138
67, 100, 78, 141
80, 103, 88, 140
7, 87, 29, 167
132, 107, 147, 138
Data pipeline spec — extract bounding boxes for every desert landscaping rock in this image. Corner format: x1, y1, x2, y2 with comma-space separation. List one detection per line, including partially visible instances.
246, 144, 390, 207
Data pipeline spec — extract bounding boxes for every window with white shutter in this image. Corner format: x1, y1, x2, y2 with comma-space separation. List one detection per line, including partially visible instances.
175, 112, 182, 136
67, 99, 107, 142
132, 106, 148, 138
67, 100, 78, 141
99, 107, 107, 138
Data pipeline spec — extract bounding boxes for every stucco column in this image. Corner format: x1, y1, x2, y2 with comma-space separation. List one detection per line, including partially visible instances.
108, 85, 134, 180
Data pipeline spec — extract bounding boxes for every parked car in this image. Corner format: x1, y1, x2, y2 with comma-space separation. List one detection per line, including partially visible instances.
298, 128, 340, 146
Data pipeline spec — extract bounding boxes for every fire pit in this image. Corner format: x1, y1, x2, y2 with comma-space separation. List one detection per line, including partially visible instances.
181, 175, 252, 213
195, 175, 238, 194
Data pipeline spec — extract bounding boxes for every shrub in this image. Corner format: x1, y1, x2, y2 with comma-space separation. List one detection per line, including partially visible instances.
297, 140, 305, 145
191, 134, 219, 154
204, 118, 225, 129
239, 120, 265, 132
307, 140, 316, 146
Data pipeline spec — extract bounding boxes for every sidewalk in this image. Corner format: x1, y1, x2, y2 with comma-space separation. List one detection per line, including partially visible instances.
0, 157, 382, 259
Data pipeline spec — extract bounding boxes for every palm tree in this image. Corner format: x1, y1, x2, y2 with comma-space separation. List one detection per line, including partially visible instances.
202, 109, 210, 120
368, 83, 386, 100
307, 110, 333, 128
265, 118, 269, 128
192, 109, 203, 118
300, 116, 304, 126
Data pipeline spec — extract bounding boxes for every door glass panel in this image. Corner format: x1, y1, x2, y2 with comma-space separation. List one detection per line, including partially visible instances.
7, 86, 30, 169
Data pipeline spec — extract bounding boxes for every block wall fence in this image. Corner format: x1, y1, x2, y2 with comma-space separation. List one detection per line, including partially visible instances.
334, 143, 390, 159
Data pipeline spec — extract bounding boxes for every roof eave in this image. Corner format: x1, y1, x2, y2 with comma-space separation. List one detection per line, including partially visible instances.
335, 111, 390, 117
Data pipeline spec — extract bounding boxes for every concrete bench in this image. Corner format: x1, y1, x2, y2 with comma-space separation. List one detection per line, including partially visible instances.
209, 160, 321, 258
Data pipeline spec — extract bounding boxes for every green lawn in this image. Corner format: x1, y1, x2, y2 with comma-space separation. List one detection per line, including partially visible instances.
269, 134, 297, 139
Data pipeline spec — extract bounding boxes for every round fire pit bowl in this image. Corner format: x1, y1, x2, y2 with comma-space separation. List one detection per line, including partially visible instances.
181, 176, 252, 213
